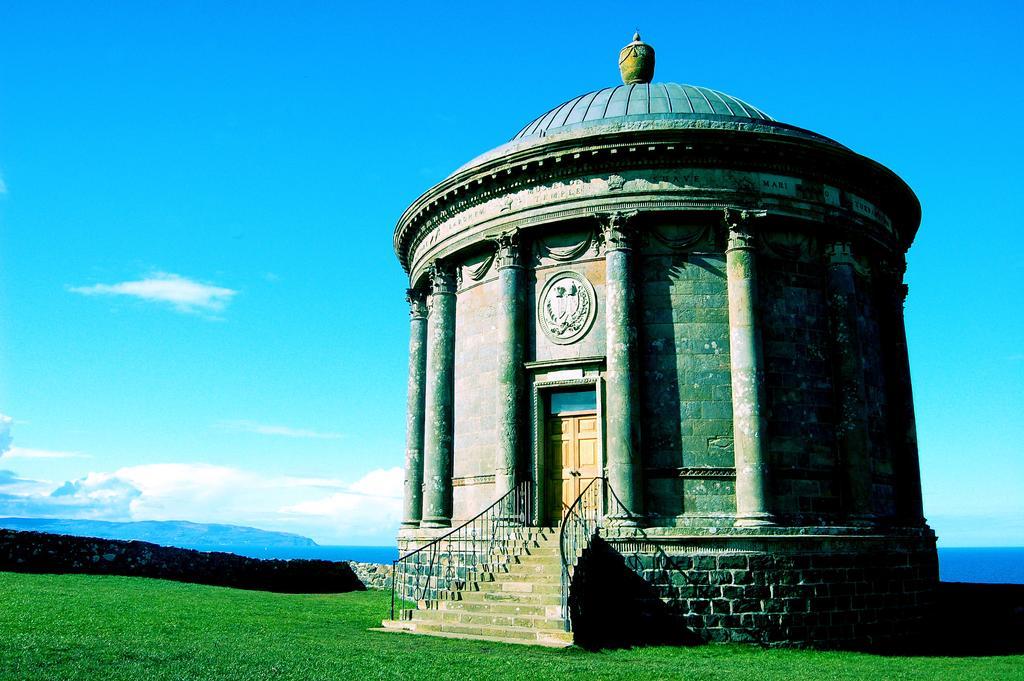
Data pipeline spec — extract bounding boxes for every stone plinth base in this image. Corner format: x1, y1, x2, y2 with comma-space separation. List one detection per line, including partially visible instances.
571, 526, 937, 649
396, 526, 459, 556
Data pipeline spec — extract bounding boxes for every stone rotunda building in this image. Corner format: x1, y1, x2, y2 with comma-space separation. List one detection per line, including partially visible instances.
388, 35, 937, 648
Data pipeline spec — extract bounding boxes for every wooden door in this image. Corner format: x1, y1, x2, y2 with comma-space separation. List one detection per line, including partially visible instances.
546, 412, 600, 525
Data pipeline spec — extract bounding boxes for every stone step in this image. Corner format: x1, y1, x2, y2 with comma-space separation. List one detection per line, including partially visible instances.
487, 544, 561, 557
510, 553, 563, 566
491, 538, 555, 548
476, 546, 558, 560
469, 579, 562, 595
505, 560, 563, 574
435, 599, 559, 617
403, 620, 574, 646
506, 535, 559, 544
453, 589, 562, 606
408, 608, 567, 631
489, 569, 561, 583
460, 568, 560, 583
454, 558, 564, 577
400, 541, 556, 561
391, 526, 575, 646
375, 622, 572, 648
467, 564, 511, 575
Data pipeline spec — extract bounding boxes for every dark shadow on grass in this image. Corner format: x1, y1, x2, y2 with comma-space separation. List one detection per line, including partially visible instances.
874, 582, 1024, 657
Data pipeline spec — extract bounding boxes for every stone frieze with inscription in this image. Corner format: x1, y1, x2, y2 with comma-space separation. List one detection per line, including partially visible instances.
408, 168, 895, 279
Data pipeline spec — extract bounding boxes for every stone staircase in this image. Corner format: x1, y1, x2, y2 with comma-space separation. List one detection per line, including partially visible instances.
381, 527, 575, 647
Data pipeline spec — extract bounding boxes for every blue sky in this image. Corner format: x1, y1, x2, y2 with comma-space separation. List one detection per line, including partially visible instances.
0, 2, 1021, 546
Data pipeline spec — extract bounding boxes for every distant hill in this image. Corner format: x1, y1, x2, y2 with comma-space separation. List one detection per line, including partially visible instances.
0, 518, 318, 549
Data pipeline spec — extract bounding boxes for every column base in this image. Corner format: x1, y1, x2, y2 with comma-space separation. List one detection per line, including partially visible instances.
419, 518, 451, 529
399, 521, 422, 529
604, 513, 646, 529
734, 513, 777, 528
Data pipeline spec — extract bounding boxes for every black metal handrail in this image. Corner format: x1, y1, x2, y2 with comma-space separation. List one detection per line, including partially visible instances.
390, 480, 532, 621
558, 476, 605, 631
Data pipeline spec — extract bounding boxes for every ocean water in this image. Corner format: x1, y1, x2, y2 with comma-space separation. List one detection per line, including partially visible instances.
937, 547, 1024, 584
193, 545, 400, 564
199, 545, 1024, 585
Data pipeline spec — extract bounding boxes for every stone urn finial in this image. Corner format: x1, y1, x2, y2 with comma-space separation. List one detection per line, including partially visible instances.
619, 31, 655, 85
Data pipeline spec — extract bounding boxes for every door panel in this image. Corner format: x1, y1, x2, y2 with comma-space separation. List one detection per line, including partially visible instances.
577, 416, 599, 472
546, 412, 600, 525
578, 437, 598, 469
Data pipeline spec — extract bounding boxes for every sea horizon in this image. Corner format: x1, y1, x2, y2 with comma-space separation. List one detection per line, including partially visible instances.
190, 544, 1024, 586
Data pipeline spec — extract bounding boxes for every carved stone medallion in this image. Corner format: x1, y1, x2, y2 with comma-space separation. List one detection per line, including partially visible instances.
537, 270, 597, 345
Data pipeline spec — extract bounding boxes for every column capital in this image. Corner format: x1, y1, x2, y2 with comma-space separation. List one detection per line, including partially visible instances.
427, 260, 457, 294
405, 288, 428, 319
491, 228, 524, 270
598, 210, 639, 252
825, 241, 856, 266
877, 256, 908, 280
898, 282, 910, 305
723, 207, 766, 252
825, 241, 873, 279
875, 258, 910, 306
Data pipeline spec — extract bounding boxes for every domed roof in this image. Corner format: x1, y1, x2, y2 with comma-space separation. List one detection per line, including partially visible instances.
512, 82, 774, 141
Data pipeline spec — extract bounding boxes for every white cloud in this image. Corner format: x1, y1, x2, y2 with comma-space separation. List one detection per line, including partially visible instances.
280, 467, 403, 542
0, 462, 403, 545
69, 272, 237, 313
0, 469, 54, 496
0, 414, 11, 456
216, 420, 343, 440
0, 415, 92, 460
2, 447, 90, 460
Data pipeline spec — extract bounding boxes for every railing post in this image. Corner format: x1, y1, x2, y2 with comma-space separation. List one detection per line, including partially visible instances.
558, 476, 606, 632
390, 559, 397, 620
392, 481, 533, 620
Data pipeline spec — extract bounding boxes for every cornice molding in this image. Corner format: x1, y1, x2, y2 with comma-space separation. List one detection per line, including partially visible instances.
394, 129, 921, 272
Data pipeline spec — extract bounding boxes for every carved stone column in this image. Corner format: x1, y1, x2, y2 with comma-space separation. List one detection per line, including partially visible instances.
493, 230, 525, 504
400, 288, 428, 529
421, 262, 457, 528
877, 261, 925, 524
601, 211, 643, 525
724, 208, 775, 527
825, 241, 874, 522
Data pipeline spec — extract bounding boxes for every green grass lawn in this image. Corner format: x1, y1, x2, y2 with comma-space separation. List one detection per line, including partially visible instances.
0, 572, 1020, 680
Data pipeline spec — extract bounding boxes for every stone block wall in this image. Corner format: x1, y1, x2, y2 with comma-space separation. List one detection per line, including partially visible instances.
452, 273, 499, 521
349, 561, 393, 590
638, 233, 735, 524
584, 533, 937, 648
759, 255, 842, 520
858, 284, 897, 517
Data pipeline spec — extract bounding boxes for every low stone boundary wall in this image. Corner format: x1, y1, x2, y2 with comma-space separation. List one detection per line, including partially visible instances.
0, 529, 364, 593
349, 561, 393, 590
